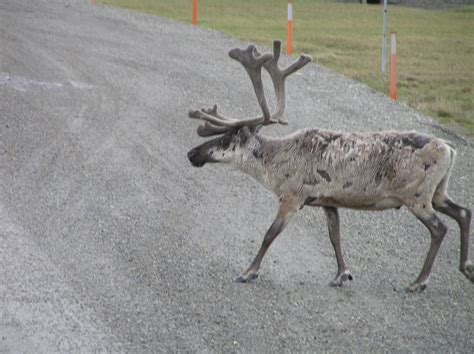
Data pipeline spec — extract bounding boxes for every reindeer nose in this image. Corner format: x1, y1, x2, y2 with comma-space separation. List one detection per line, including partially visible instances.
187, 148, 197, 160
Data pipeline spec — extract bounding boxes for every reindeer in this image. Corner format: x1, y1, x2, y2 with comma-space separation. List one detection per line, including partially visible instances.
187, 40, 472, 292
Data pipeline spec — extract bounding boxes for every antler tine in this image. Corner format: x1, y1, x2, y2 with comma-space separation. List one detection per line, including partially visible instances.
202, 105, 232, 121
196, 122, 230, 137
262, 40, 312, 124
189, 108, 274, 128
228, 44, 273, 125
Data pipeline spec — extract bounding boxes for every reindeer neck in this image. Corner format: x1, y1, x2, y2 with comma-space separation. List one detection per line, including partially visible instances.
235, 133, 300, 192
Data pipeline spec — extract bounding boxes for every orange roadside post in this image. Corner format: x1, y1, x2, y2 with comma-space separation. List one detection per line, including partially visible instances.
389, 32, 397, 100
91, 0, 96, 4
192, 0, 198, 26
287, 1, 293, 55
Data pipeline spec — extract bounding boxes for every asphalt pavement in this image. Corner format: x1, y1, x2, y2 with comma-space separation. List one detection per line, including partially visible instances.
1, 0, 473, 351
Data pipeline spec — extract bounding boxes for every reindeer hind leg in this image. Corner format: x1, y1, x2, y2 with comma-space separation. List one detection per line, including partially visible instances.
407, 203, 448, 292
432, 190, 473, 282
323, 207, 352, 287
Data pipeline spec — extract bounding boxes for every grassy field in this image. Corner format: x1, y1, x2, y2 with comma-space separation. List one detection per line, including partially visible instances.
99, 0, 474, 137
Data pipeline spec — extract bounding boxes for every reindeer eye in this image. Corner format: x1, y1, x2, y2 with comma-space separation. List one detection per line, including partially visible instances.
218, 134, 231, 150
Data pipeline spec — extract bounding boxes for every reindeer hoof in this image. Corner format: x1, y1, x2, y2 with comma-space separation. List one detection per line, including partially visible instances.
461, 262, 474, 282
233, 273, 259, 283
329, 270, 353, 287
406, 282, 427, 293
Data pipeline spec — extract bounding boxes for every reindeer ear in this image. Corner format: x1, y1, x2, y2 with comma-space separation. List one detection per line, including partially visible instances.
237, 127, 252, 144
252, 125, 263, 134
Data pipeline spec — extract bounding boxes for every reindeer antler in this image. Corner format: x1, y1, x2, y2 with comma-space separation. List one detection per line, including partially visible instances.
189, 40, 312, 137
262, 41, 312, 124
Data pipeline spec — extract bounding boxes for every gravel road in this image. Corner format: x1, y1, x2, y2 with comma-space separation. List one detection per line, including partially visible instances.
1, 0, 473, 351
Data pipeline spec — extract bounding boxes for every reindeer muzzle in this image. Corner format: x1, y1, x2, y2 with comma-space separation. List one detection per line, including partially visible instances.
188, 147, 214, 167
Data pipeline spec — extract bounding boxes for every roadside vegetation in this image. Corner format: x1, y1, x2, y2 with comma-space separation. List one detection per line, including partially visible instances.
99, 0, 474, 137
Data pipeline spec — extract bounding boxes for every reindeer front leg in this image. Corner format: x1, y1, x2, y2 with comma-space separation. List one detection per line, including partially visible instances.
234, 200, 298, 283
323, 207, 353, 286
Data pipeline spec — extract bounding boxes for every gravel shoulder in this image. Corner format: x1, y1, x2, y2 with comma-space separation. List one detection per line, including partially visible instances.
1, 0, 473, 351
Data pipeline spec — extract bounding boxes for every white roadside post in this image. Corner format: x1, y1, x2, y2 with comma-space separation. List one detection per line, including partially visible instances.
381, 0, 388, 73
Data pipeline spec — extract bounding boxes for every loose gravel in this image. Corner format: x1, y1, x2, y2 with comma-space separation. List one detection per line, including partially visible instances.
1, 0, 473, 351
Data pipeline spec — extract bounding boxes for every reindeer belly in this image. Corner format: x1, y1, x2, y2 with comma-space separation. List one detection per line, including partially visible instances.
302, 175, 404, 210
305, 192, 402, 210
330, 194, 402, 210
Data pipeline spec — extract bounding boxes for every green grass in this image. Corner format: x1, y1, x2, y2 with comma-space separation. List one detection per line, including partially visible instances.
99, 0, 474, 137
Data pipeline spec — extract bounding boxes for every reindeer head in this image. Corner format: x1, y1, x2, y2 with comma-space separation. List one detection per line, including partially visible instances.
187, 126, 255, 167
187, 40, 311, 167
